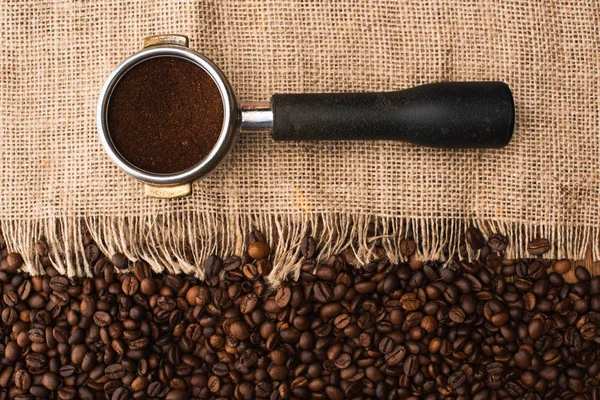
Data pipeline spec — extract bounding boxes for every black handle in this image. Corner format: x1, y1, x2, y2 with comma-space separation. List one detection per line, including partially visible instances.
270, 81, 514, 148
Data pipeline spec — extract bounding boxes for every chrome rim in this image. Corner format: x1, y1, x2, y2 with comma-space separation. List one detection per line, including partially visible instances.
97, 45, 238, 185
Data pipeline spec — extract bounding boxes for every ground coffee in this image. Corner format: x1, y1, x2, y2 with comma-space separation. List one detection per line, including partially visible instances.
107, 56, 224, 174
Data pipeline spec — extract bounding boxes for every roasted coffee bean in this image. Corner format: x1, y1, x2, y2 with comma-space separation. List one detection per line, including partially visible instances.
0, 366, 13, 389
403, 355, 419, 376
313, 282, 333, 303
334, 353, 351, 369
207, 376, 221, 393
4, 252, 23, 273
275, 285, 292, 308
165, 389, 190, 400
157, 295, 177, 311
333, 313, 351, 329
79, 296, 96, 318
448, 370, 467, 389
400, 238, 417, 257
134, 287, 153, 308
539, 366, 559, 380
111, 387, 129, 400
50, 290, 69, 306
320, 302, 342, 318
2, 291, 19, 307
240, 293, 258, 314
2, 307, 17, 324
523, 292, 536, 311
466, 227, 486, 249
256, 381, 272, 397
41, 372, 61, 390
93, 311, 111, 326
105, 363, 126, 379
229, 320, 250, 340
110, 253, 128, 270
59, 364, 77, 377
146, 381, 162, 396
92, 257, 108, 276
247, 242, 270, 260
49, 276, 69, 291
132, 260, 151, 281
528, 318, 546, 339
256, 258, 272, 276
580, 322, 597, 341
488, 234, 508, 252
514, 348, 532, 369
51, 327, 68, 345
301, 235, 317, 258
204, 255, 222, 278
400, 293, 420, 311
316, 265, 337, 281
85, 244, 100, 263
35, 239, 49, 257
527, 238, 551, 256
212, 362, 229, 377
378, 336, 394, 353
129, 337, 150, 350
421, 315, 438, 332
26, 352, 46, 369
28, 327, 45, 343
1, 342, 18, 364
17, 280, 32, 300
575, 266, 591, 282
553, 259, 572, 275
122, 275, 139, 295
223, 256, 242, 271
184, 284, 202, 306
270, 365, 289, 380
385, 345, 407, 366
242, 263, 260, 280
57, 386, 77, 400
448, 307, 466, 323
504, 381, 525, 397
542, 348, 561, 365
30, 386, 50, 398
14, 369, 32, 390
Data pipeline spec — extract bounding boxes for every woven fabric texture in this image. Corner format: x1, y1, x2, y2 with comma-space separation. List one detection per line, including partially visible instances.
1, 1, 599, 280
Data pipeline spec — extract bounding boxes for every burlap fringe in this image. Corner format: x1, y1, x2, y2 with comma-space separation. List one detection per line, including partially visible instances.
1, 215, 597, 285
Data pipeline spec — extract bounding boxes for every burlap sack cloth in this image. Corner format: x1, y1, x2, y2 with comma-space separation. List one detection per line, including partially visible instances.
1, 1, 599, 282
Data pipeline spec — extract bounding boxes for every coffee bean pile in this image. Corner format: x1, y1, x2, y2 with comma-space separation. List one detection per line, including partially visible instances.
1, 229, 600, 399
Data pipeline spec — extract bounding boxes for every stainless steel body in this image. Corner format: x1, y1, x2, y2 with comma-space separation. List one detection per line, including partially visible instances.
97, 35, 248, 198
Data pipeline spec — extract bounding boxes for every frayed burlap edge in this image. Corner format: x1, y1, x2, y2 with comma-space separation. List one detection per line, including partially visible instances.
1, 215, 597, 286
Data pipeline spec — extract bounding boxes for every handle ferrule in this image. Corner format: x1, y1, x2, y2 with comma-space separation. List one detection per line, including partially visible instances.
240, 102, 273, 132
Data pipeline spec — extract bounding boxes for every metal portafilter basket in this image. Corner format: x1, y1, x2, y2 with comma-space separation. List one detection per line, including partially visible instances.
97, 35, 515, 198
